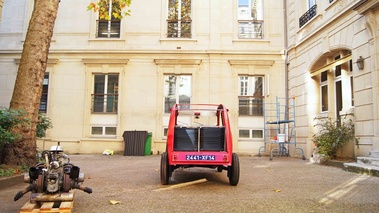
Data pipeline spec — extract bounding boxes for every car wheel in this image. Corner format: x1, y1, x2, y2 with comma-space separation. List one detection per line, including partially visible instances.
160, 152, 170, 185
228, 153, 240, 186
217, 166, 223, 172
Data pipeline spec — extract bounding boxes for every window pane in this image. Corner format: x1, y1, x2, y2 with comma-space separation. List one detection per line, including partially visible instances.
107, 75, 119, 113
93, 75, 105, 112
92, 127, 103, 135
336, 80, 342, 115
164, 75, 191, 113
252, 130, 263, 138
351, 76, 354, 106
239, 130, 250, 138
238, 0, 264, 39
178, 76, 191, 105
321, 71, 327, 82
238, 0, 263, 20
94, 75, 105, 94
321, 85, 328, 111
105, 127, 117, 135
164, 76, 177, 113
167, 0, 191, 38
39, 73, 49, 113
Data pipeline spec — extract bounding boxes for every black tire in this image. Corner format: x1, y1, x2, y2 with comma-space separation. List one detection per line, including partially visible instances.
228, 153, 240, 186
217, 166, 223, 172
160, 152, 170, 185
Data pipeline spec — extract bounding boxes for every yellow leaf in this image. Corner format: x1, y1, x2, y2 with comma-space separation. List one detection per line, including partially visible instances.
274, 189, 281, 192
109, 200, 121, 205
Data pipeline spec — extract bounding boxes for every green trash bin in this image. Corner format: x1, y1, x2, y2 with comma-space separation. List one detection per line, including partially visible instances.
145, 132, 152, 155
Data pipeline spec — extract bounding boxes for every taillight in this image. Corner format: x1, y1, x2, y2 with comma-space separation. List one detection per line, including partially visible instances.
223, 154, 228, 162
172, 154, 178, 161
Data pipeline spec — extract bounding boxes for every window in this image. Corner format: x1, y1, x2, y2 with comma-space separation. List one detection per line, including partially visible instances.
39, 73, 49, 113
299, 1, 317, 28
167, 0, 192, 38
96, 0, 122, 38
238, 76, 264, 116
307, 0, 316, 8
239, 129, 263, 139
91, 126, 117, 136
320, 71, 328, 112
92, 74, 119, 113
238, 0, 264, 39
334, 55, 342, 117
164, 75, 191, 113
163, 127, 168, 139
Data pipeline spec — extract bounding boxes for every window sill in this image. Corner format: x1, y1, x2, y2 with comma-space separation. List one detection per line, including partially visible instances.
160, 38, 198, 42
88, 38, 125, 42
233, 39, 270, 43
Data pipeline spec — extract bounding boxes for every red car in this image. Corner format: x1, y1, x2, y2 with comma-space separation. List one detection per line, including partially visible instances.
160, 104, 240, 186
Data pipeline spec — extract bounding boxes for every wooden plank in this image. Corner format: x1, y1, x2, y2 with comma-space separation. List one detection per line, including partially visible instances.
59, 201, 73, 210
40, 202, 54, 212
20, 201, 38, 212
20, 200, 74, 213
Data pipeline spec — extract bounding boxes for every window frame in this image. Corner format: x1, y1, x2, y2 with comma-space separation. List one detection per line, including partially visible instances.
95, 0, 122, 38
238, 75, 264, 116
163, 75, 192, 113
91, 126, 117, 137
237, 0, 264, 39
167, 0, 192, 38
39, 73, 49, 113
239, 128, 264, 140
92, 74, 119, 114
320, 71, 328, 112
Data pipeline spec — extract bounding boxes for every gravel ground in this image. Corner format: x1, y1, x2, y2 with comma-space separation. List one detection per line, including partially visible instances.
1, 154, 379, 213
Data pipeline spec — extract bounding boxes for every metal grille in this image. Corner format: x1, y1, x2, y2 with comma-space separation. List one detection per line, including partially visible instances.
299, 4, 317, 28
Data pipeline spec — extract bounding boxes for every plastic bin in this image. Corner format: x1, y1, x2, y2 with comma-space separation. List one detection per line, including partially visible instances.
145, 132, 152, 155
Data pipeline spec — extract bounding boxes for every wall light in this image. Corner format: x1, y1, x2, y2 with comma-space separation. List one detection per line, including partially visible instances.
356, 56, 364, 70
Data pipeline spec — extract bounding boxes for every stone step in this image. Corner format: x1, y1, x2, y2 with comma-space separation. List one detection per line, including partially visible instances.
357, 156, 379, 166
343, 162, 379, 177
369, 151, 379, 158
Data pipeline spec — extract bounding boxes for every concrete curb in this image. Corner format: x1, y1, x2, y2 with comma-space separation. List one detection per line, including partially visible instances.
0, 174, 24, 190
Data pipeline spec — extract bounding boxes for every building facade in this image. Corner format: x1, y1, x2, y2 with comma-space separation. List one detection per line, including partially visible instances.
0, 0, 288, 155
1, 0, 377, 159
286, 0, 379, 158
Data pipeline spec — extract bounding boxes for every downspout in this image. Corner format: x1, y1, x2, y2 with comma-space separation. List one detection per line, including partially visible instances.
283, 0, 289, 120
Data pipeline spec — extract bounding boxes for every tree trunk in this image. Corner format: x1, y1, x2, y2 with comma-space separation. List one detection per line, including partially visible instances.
2, 0, 60, 166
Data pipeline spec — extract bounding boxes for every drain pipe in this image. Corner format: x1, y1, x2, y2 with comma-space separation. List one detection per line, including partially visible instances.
283, 0, 289, 120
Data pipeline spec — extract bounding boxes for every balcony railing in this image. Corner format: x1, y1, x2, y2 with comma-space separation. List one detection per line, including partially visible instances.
238, 20, 264, 39
96, 20, 121, 38
92, 94, 118, 113
238, 96, 264, 116
299, 4, 317, 28
167, 20, 192, 38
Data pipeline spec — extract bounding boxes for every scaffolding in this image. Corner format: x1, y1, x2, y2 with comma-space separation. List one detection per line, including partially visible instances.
258, 97, 305, 160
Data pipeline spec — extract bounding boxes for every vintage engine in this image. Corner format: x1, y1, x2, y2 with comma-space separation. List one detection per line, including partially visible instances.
14, 143, 92, 201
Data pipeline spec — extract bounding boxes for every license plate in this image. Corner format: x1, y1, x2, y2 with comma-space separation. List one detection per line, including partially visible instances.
186, 155, 215, 160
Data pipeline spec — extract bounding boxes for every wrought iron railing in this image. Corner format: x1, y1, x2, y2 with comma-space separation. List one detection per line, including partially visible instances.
238, 20, 263, 39
92, 94, 118, 113
167, 20, 192, 38
238, 96, 264, 116
96, 20, 121, 38
299, 4, 317, 28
